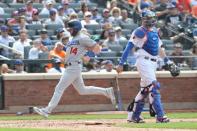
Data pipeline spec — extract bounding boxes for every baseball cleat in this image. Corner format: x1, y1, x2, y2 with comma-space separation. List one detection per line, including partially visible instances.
156, 116, 170, 123
107, 87, 116, 106
127, 117, 145, 123
33, 107, 49, 118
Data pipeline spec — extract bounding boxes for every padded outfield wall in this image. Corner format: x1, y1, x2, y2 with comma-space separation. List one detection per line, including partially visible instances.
0, 71, 197, 113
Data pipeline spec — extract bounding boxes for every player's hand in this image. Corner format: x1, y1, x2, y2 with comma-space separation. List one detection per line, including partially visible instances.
116, 65, 123, 74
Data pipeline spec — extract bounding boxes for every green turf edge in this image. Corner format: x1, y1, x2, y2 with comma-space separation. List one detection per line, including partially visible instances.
0, 128, 75, 131
117, 122, 197, 129
0, 112, 196, 120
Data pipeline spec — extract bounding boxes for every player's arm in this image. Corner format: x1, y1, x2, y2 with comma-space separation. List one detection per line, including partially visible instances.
116, 28, 145, 73
86, 43, 101, 54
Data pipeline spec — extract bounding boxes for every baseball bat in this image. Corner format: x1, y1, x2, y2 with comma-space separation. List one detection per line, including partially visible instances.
115, 76, 124, 111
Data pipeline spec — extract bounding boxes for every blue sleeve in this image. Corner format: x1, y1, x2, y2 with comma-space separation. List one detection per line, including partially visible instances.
119, 41, 134, 66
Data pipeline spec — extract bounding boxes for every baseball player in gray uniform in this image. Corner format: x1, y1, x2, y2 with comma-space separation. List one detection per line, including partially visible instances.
33, 19, 116, 118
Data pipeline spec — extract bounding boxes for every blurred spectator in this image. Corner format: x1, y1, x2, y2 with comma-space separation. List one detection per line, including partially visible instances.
28, 39, 48, 60
165, 4, 183, 25
7, 11, 20, 27
37, 29, 53, 46
12, 0, 25, 3
191, 0, 197, 18
0, 6, 4, 15
100, 23, 112, 40
91, 7, 102, 22
1, 64, 14, 74
102, 29, 120, 49
107, 0, 117, 11
78, 2, 89, 16
47, 42, 66, 70
12, 30, 32, 58
81, 12, 99, 27
190, 43, 197, 69
18, 7, 27, 17
100, 60, 116, 73
57, 5, 68, 22
154, 0, 169, 20
176, 0, 191, 13
170, 43, 187, 66
100, 8, 113, 26
25, 0, 38, 21
30, 10, 42, 24
62, 0, 75, 16
109, 7, 122, 25
44, 9, 64, 27
69, 12, 78, 20
61, 32, 70, 47
114, 26, 127, 41
40, 1, 57, 15
120, 9, 133, 25
56, 28, 65, 40
13, 59, 27, 73
0, 25, 16, 57
47, 58, 65, 73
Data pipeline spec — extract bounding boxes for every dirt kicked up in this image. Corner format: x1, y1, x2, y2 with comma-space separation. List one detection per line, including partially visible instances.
0, 119, 196, 131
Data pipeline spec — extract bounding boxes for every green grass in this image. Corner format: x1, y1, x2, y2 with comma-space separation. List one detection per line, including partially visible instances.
0, 128, 72, 131
119, 122, 197, 129
0, 112, 196, 120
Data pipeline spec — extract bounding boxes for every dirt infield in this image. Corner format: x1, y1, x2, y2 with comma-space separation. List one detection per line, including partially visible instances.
0, 118, 197, 131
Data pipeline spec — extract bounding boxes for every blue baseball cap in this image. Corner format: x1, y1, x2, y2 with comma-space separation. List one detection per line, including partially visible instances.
57, 5, 64, 10
49, 9, 56, 15
1, 25, 8, 32
14, 59, 23, 65
56, 28, 64, 33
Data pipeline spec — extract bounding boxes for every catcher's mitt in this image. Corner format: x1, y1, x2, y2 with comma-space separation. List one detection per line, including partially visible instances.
165, 63, 180, 77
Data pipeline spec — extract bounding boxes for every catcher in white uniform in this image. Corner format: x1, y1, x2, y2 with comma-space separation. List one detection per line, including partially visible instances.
33, 19, 116, 117
116, 10, 180, 123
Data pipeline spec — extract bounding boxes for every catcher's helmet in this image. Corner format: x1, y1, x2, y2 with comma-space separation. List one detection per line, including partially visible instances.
141, 10, 157, 27
67, 19, 82, 36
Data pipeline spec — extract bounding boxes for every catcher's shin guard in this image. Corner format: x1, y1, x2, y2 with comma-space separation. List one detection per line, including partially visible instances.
132, 100, 145, 119
149, 103, 156, 117
151, 82, 165, 118
127, 100, 135, 112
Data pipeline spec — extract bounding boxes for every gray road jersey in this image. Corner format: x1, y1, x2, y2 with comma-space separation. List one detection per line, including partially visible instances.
65, 33, 96, 63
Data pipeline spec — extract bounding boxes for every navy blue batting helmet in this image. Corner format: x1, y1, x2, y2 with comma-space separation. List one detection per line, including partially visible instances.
67, 19, 82, 32
141, 10, 157, 27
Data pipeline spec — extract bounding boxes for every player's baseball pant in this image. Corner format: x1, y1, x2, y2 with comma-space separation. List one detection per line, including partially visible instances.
45, 65, 109, 113
129, 57, 165, 119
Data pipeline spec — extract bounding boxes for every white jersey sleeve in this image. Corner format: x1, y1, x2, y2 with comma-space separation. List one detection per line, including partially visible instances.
129, 30, 147, 48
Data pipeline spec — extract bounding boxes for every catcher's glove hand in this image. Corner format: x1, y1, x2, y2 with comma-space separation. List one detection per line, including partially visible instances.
165, 63, 180, 77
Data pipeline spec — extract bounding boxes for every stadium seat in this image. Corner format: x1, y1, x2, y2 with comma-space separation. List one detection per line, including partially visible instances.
84, 24, 101, 31
121, 23, 138, 32
47, 45, 55, 51
9, 3, 25, 9
50, 35, 58, 40
161, 39, 174, 50
39, 14, 50, 19
94, 29, 103, 35
27, 30, 36, 37
1, 14, 11, 19
31, 35, 40, 40
45, 24, 63, 30
99, 51, 117, 57
38, 52, 49, 59
119, 40, 128, 49
26, 24, 43, 30
33, 3, 43, 8
108, 45, 123, 52
4, 8, 15, 14
122, 29, 131, 36
69, 3, 80, 9
0, 2, 8, 8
